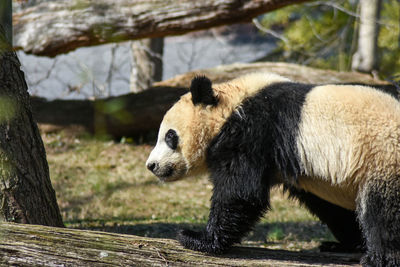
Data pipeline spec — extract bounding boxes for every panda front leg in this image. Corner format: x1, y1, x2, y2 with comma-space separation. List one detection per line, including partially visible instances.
357, 178, 400, 267
178, 171, 271, 254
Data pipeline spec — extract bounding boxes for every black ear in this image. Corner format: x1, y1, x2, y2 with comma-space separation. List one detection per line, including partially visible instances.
190, 76, 218, 106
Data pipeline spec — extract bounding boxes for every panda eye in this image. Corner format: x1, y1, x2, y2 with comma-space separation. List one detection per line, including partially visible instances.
165, 129, 179, 150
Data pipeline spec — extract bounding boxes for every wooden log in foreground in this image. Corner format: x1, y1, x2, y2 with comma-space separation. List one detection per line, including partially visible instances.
33, 62, 394, 139
0, 222, 361, 266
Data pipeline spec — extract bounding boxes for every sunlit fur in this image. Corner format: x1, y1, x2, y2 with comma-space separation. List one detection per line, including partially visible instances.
146, 73, 289, 181
297, 85, 400, 210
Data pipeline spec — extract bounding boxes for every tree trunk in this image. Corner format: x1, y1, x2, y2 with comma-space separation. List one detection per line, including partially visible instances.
351, 0, 382, 73
1, 222, 361, 267
130, 38, 164, 93
32, 62, 394, 139
13, 0, 311, 57
0, 26, 63, 226
0, 0, 12, 45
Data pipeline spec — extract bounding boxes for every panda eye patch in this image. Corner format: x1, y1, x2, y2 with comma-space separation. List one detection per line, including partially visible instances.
165, 129, 179, 150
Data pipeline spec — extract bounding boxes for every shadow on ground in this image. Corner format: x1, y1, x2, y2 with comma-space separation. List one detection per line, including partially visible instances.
70, 220, 331, 242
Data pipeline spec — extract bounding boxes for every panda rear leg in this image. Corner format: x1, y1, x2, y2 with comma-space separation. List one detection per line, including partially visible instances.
285, 186, 364, 252
357, 178, 400, 267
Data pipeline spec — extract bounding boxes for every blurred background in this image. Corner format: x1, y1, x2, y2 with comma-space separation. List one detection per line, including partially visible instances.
14, 0, 399, 100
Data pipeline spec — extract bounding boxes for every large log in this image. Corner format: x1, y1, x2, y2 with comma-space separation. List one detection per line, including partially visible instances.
32, 62, 394, 138
32, 86, 187, 139
13, 0, 311, 57
155, 62, 391, 87
0, 222, 361, 266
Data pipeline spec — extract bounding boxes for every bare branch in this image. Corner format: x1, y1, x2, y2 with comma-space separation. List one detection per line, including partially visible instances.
252, 18, 289, 45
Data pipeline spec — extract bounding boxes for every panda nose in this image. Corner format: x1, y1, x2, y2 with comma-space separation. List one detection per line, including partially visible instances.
147, 162, 158, 172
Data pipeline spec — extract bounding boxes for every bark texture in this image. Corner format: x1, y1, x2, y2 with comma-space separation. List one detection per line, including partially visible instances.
0, 49, 63, 226
130, 38, 164, 93
351, 0, 382, 73
13, 0, 311, 57
0, 222, 361, 267
33, 62, 393, 139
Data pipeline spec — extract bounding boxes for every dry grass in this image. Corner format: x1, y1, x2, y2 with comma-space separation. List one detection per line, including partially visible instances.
42, 129, 334, 251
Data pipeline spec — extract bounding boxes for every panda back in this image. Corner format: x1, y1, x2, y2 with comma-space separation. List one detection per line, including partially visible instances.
297, 84, 400, 187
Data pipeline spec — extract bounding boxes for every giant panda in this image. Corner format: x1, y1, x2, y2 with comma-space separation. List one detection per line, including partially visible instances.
146, 72, 400, 266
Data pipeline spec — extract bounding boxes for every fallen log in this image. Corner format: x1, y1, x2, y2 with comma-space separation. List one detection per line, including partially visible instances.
155, 62, 391, 87
14, 0, 310, 57
32, 62, 395, 139
0, 222, 361, 266
32, 86, 187, 139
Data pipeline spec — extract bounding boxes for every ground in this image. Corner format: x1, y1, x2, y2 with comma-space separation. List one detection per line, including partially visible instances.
42, 127, 335, 252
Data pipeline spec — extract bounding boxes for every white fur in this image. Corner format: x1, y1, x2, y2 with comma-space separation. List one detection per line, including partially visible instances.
297, 84, 400, 210
146, 122, 188, 181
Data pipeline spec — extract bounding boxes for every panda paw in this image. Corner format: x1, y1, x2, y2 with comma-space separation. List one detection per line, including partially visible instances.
177, 229, 225, 254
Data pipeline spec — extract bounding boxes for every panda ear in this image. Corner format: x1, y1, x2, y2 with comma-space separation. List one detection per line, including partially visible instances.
190, 75, 218, 106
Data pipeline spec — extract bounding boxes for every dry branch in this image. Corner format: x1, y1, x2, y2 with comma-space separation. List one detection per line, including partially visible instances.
32, 62, 393, 138
0, 222, 361, 266
14, 0, 310, 57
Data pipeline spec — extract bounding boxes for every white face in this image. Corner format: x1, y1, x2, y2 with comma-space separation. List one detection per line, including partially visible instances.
146, 122, 188, 182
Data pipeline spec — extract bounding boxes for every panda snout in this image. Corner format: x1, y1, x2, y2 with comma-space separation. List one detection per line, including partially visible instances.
146, 161, 176, 180
147, 162, 158, 172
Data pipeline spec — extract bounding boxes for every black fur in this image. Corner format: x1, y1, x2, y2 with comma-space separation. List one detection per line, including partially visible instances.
357, 178, 400, 267
190, 76, 218, 106
165, 129, 179, 150
285, 186, 364, 252
178, 82, 312, 253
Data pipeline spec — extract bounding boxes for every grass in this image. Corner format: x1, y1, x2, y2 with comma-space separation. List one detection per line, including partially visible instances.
42, 128, 334, 252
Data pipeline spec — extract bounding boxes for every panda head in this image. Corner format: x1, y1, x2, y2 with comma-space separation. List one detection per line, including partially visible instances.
146, 72, 290, 182
146, 76, 219, 182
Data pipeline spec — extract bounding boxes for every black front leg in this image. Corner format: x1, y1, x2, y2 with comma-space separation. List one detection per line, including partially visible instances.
178, 196, 269, 253
178, 168, 271, 253
178, 110, 275, 253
